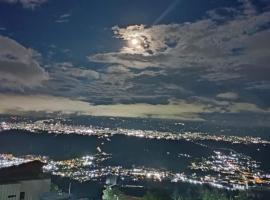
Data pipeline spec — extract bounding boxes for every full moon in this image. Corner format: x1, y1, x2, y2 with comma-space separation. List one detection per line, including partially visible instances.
131, 38, 139, 46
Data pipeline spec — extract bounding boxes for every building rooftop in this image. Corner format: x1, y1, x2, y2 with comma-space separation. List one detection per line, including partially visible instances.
0, 160, 48, 184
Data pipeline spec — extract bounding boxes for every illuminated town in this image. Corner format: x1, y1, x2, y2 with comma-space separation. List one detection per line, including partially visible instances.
0, 118, 269, 145
1, 117, 270, 194
1, 149, 269, 191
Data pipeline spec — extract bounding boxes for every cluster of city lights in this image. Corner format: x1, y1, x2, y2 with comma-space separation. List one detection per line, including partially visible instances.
1, 118, 270, 191
189, 151, 270, 190
1, 151, 269, 191
1, 119, 269, 145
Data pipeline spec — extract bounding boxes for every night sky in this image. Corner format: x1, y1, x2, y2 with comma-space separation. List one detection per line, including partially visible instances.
0, 0, 270, 125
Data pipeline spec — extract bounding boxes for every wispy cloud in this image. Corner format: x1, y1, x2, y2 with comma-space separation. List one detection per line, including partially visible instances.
153, 0, 181, 25
55, 13, 71, 23
0, 0, 48, 9
217, 92, 239, 100
246, 81, 270, 90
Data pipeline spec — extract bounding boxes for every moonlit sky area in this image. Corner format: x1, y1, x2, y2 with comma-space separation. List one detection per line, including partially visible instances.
0, 0, 270, 125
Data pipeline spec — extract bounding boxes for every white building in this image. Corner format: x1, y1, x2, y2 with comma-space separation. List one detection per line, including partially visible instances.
0, 161, 51, 200
0, 179, 51, 200
0, 161, 86, 200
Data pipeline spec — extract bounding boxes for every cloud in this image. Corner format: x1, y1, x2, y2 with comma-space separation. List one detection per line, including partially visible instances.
153, 0, 180, 25
0, 94, 269, 121
48, 62, 100, 80
0, 94, 209, 121
88, 0, 270, 82
246, 81, 270, 90
228, 102, 270, 113
86, 0, 270, 108
216, 92, 239, 100
38, 62, 106, 102
55, 13, 71, 23
199, 71, 243, 82
0, 0, 48, 9
0, 35, 49, 91
89, 52, 170, 69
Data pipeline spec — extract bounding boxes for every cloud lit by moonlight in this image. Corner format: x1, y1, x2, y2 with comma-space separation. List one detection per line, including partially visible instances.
112, 25, 155, 55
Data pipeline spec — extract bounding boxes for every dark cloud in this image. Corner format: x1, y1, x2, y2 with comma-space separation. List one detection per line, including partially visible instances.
0, 36, 49, 91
